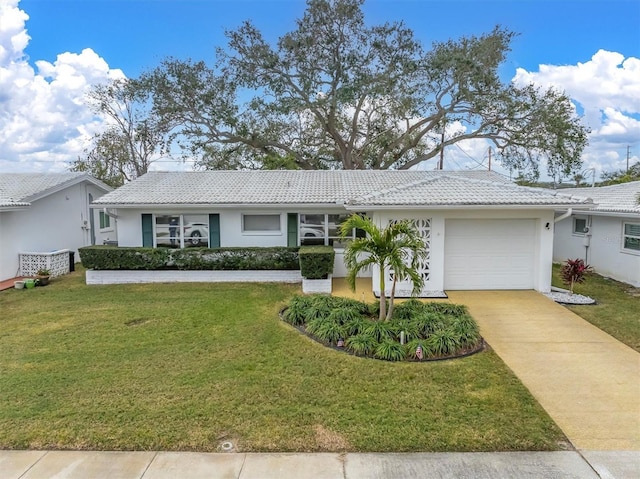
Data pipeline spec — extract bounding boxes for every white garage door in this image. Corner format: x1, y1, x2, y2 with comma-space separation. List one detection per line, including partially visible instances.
444, 219, 536, 290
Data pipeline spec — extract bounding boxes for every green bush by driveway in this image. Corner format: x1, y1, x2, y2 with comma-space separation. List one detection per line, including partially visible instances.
0, 268, 564, 452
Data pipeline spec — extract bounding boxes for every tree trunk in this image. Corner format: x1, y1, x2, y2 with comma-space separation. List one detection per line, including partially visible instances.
386, 275, 398, 321
378, 262, 386, 321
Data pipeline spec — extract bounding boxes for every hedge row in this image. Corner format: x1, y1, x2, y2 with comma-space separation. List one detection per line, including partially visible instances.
298, 245, 335, 279
79, 246, 300, 271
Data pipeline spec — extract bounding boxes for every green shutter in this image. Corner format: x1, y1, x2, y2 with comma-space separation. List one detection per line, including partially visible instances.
209, 214, 220, 248
287, 213, 298, 247
142, 214, 153, 247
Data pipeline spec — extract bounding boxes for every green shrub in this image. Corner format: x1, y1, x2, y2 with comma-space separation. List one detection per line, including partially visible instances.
393, 319, 422, 342
327, 306, 363, 325
302, 295, 334, 322
283, 295, 315, 326
451, 315, 481, 346
79, 246, 299, 271
423, 302, 468, 316
413, 311, 446, 336
343, 316, 369, 336
306, 318, 345, 344
364, 320, 396, 342
281, 295, 482, 361
393, 298, 425, 320
426, 328, 463, 357
345, 333, 377, 356
298, 245, 335, 279
375, 339, 406, 361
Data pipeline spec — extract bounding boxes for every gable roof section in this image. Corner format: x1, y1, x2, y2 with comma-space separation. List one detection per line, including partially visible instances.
93, 170, 593, 209
348, 176, 591, 208
0, 173, 112, 206
557, 181, 640, 215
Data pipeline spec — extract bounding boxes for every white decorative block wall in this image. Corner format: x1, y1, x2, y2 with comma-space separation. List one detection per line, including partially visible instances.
19, 250, 70, 278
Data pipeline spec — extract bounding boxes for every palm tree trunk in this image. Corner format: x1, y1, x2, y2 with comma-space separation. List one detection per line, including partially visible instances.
386, 275, 397, 321
378, 262, 386, 321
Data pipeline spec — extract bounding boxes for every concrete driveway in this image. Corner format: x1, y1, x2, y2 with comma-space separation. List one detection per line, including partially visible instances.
448, 290, 640, 451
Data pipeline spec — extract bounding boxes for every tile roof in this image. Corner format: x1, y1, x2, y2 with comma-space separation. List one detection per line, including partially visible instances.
556, 181, 640, 215
0, 172, 111, 203
348, 176, 591, 207
94, 170, 593, 208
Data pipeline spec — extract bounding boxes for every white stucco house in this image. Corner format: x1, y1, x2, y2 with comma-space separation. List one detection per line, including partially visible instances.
91, 170, 594, 295
553, 181, 640, 287
0, 173, 113, 282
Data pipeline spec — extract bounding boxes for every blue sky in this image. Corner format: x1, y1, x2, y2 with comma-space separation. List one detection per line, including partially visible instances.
2, 0, 640, 179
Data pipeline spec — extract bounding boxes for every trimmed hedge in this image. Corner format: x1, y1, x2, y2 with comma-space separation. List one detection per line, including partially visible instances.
298, 245, 335, 279
79, 246, 300, 271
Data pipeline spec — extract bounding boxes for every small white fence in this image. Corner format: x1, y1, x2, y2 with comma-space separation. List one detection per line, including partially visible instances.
19, 249, 70, 278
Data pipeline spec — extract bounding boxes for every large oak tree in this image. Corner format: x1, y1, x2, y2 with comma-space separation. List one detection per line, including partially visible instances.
99, 0, 589, 178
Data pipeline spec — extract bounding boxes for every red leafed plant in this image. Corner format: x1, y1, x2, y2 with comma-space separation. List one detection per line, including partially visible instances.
560, 258, 593, 294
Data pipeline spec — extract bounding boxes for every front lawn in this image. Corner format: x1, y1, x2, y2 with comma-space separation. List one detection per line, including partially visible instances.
552, 264, 640, 352
0, 268, 564, 452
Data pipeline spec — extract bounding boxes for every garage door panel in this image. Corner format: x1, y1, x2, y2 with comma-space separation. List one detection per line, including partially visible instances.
445, 219, 535, 290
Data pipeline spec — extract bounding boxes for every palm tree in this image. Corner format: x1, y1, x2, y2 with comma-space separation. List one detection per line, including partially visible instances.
340, 215, 427, 321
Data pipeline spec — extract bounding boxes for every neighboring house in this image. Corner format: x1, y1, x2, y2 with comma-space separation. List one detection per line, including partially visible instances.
92, 170, 593, 295
553, 181, 640, 287
0, 173, 113, 281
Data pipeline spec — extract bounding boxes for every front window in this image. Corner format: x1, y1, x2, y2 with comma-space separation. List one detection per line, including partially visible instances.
623, 223, 640, 252
99, 211, 111, 229
573, 217, 587, 235
242, 214, 281, 233
155, 214, 209, 248
300, 213, 355, 247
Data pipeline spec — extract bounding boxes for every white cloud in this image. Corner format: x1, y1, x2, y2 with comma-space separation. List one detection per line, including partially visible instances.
0, 0, 124, 173
513, 50, 640, 180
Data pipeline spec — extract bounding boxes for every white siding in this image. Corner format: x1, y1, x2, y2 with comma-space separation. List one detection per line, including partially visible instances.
0, 182, 110, 281
554, 214, 640, 287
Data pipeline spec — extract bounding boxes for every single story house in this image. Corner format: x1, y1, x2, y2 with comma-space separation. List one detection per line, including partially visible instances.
92, 170, 593, 295
0, 173, 113, 281
553, 181, 640, 287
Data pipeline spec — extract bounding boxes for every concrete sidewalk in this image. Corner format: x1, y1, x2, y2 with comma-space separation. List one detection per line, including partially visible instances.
448, 291, 640, 451
2, 450, 639, 479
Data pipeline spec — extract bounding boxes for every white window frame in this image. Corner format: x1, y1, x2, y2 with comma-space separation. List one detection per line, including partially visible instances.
622, 222, 640, 254
241, 214, 282, 235
153, 214, 210, 249
572, 217, 588, 236
299, 213, 357, 249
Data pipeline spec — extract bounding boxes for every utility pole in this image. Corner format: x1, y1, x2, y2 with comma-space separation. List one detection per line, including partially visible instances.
439, 129, 445, 170
627, 145, 631, 173
488, 147, 492, 171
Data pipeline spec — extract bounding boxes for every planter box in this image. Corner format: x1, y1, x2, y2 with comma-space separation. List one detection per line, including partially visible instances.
86, 269, 303, 285
302, 275, 333, 294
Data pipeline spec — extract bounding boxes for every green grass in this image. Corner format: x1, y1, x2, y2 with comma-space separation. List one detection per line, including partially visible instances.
0, 268, 565, 452
552, 264, 640, 352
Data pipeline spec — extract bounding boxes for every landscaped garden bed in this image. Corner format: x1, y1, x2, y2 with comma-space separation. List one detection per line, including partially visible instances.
281, 295, 484, 361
